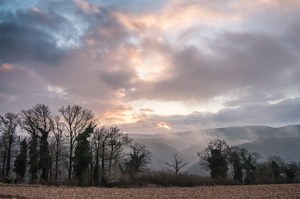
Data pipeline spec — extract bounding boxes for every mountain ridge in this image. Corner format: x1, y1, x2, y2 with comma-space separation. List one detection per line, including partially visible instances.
132, 124, 300, 174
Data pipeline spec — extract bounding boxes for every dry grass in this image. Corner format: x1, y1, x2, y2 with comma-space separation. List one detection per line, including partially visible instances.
0, 183, 300, 199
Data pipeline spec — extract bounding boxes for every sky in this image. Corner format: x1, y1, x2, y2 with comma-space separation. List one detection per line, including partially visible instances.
0, 0, 300, 134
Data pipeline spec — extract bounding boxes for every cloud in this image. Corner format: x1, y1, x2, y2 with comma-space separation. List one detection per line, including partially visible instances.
0, 63, 14, 72
157, 122, 172, 130
139, 108, 154, 113
100, 67, 138, 89
0, 0, 300, 134
4, 1, 143, 119
121, 98, 300, 133
237, 0, 300, 11
0, 22, 65, 64
126, 30, 299, 103
0, 65, 50, 113
115, 0, 241, 40
74, 0, 100, 14
0, 0, 15, 6
90, 0, 167, 14
0, 0, 135, 117
0, 0, 97, 65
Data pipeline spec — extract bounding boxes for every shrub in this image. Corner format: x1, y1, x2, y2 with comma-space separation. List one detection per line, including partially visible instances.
114, 171, 239, 187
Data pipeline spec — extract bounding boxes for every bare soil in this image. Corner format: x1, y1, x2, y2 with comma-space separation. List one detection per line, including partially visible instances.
0, 183, 299, 199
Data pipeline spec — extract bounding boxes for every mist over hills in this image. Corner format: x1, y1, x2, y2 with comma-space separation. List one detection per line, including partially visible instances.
131, 125, 300, 175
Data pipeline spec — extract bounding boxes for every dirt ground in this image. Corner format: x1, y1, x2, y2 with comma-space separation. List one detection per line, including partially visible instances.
0, 183, 299, 199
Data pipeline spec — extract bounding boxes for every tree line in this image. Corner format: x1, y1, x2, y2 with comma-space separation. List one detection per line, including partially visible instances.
0, 104, 300, 187
198, 139, 300, 184
0, 104, 150, 186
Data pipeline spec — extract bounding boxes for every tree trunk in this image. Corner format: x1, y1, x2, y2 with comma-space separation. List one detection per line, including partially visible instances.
40, 132, 50, 182
2, 151, 6, 179
94, 148, 99, 185
68, 145, 73, 186
67, 132, 74, 186
30, 137, 38, 184
90, 145, 93, 186
55, 143, 59, 185
108, 145, 113, 176
5, 140, 12, 179
100, 144, 106, 186
49, 161, 53, 184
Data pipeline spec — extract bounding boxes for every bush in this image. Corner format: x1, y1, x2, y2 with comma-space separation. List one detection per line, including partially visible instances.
114, 171, 239, 187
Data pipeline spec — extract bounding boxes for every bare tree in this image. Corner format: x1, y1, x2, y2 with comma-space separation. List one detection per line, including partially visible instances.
106, 126, 132, 176
91, 127, 106, 185
21, 109, 39, 184
91, 126, 131, 186
51, 116, 65, 185
21, 104, 53, 182
165, 153, 188, 175
124, 143, 151, 177
59, 105, 94, 185
0, 113, 20, 180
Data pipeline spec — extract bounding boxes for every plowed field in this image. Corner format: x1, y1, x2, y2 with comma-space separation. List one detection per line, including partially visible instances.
1, 184, 299, 199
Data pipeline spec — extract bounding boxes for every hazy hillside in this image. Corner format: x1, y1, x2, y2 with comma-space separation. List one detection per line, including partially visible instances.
135, 140, 178, 170
240, 137, 300, 162
132, 125, 300, 174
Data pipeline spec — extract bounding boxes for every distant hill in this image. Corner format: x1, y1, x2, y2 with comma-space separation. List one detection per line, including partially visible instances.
131, 125, 300, 175
239, 137, 300, 162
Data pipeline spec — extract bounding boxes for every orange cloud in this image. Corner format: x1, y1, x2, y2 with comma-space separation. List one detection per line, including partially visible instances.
101, 103, 146, 125
74, 0, 100, 14
0, 63, 14, 73
115, 1, 241, 36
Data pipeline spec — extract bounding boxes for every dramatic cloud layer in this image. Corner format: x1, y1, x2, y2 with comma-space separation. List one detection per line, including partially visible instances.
1, 0, 300, 133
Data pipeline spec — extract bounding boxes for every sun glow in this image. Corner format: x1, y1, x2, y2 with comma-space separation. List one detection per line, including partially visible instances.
129, 98, 225, 116
158, 122, 171, 130
134, 56, 169, 81
101, 104, 143, 125
126, 48, 170, 81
